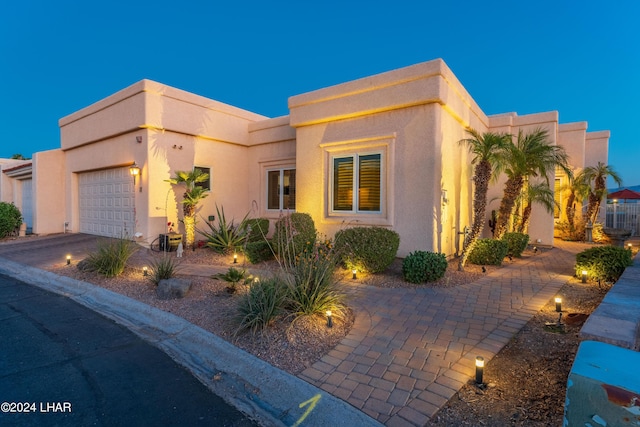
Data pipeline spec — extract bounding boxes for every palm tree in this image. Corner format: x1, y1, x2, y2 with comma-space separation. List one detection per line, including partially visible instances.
493, 128, 572, 239
457, 129, 511, 271
167, 169, 210, 249
577, 162, 622, 224
561, 176, 590, 233
515, 182, 557, 234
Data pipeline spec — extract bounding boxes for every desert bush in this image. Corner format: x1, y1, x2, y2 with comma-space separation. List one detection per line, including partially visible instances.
502, 232, 529, 257
334, 227, 400, 274
246, 218, 270, 243
244, 240, 274, 264
147, 253, 181, 285
272, 213, 316, 262
556, 219, 586, 241
283, 239, 346, 320
235, 277, 287, 334
84, 237, 138, 277
0, 202, 22, 238
575, 245, 633, 284
402, 250, 447, 284
198, 205, 250, 254
468, 238, 509, 266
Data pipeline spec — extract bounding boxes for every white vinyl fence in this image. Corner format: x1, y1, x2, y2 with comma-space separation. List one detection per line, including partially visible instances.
605, 203, 640, 236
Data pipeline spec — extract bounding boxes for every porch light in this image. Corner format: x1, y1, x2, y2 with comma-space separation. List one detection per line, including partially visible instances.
555, 297, 562, 312
581, 270, 587, 284
66, 255, 71, 265
475, 356, 484, 384
352, 269, 357, 280
143, 266, 148, 276
129, 162, 140, 177
326, 310, 333, 328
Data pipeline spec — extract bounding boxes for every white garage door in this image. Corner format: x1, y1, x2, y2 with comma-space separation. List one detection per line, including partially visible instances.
79, 167, 135, 237
21, 178, 33, 231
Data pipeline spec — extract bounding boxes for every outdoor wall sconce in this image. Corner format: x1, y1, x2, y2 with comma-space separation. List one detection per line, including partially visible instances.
326, 310, 333, 328
129, 162, 140, 181
581, 270, 587, 284
475, 356, 484, 384
143, 266, 148, 276
66, 255, 71, 265
555, 297, 562, 312
352, 269, 357, 280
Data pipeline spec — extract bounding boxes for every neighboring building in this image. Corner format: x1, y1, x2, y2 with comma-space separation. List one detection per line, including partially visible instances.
0, 59, 610, 257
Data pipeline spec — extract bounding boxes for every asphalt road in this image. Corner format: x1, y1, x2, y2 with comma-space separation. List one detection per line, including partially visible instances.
0, 273, 258, 427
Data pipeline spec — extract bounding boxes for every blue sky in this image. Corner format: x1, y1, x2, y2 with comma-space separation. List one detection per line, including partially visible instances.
2, 1, 638, 186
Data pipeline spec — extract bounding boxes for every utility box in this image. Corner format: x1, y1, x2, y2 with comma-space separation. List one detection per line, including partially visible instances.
159, 233, 183, 252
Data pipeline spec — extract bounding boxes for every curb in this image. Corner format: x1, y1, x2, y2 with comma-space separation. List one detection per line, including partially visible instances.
0, 258, 381, 427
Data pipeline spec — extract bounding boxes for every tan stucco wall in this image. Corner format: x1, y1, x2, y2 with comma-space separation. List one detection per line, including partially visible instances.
32, 149, 65, 234
486, 111, 559, 245
289, 59, 483, 257
59, 79, 269, 246
247, 116, 297, 228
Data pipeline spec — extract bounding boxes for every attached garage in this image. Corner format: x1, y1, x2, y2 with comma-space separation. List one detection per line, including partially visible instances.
79, 167, 135, 237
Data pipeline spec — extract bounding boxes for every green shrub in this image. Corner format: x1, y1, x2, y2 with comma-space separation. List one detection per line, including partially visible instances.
246, 218, 270, 243
245, 240, 274, 264
502, 232, 529, 257
468, 239, 509, 266
334, 227, 400, 274
402, 250, 448, 283
198, 204, 250, 254
272, 213, 316, 262
148, 253, 181, 285
0, 202, 22, 238
575, 245, 633, 283
85, 237, 138, 277
235, 277, 287, 334
213, 267, 252, 293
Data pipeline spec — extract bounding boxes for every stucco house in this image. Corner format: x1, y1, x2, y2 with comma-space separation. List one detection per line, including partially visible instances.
1, 59, 609, 257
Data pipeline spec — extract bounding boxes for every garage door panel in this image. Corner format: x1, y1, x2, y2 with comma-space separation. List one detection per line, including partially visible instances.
79, 167, 135, 238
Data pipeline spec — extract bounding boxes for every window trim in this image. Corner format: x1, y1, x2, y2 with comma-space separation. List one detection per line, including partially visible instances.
329, 150, 383, 215
193, 166, 211, 191
266, 167, 296, 212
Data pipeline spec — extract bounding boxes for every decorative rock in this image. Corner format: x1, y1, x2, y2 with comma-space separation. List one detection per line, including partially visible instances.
156, 278, 191, 300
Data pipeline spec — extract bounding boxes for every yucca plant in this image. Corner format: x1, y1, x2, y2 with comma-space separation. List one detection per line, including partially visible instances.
147, 253, 181, 285
198, 204, 250, 254
85, 237, 138, 277
235, 277, 287, 334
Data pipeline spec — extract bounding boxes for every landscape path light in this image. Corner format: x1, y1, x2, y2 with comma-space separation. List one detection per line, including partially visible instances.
555, 297, 562, 313
66, 255, 71, 265
326, 310, 333, 328
475, 356, 484, 384
581, 270, 587, 284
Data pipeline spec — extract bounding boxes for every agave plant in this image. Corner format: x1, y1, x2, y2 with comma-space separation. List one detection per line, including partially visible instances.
198, 204, 250, 254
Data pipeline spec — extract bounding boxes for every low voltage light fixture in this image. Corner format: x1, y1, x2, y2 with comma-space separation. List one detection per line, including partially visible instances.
326, 310, 333, 328
555, 297, 562, 313
143, 266, 148, 276
581, 270, 587, 284
352, 269, 357, 280
475, 356, 484, 384
66, 255, 71, 265
233, 253, 238, 264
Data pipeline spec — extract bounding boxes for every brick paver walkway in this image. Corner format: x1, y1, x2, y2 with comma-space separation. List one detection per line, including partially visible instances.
0, 234, 591, 426
298, 240, 589, 426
